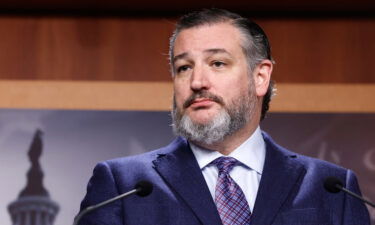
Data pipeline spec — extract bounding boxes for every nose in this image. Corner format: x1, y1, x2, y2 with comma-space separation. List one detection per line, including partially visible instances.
190, 65, 210, 92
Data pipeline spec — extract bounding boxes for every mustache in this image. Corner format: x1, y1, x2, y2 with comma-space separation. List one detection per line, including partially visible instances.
183, 91, 225, 109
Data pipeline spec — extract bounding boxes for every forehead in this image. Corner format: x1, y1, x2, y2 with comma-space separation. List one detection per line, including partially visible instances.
173, 22, 244, 57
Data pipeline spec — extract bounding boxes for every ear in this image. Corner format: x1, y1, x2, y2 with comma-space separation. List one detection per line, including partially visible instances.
252, 59, 273, 97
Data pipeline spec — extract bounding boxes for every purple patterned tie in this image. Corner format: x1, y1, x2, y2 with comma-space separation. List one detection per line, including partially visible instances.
212, 157, 251, 225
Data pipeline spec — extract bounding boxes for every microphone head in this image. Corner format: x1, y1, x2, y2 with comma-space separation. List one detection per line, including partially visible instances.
135, 181, 153, 197
324, 177, 343, 193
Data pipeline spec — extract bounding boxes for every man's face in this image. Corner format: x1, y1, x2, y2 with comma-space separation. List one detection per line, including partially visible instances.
171, 22, 258, 144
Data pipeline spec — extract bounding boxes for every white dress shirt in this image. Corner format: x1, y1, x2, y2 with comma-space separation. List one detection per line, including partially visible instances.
190, 127, 266, 211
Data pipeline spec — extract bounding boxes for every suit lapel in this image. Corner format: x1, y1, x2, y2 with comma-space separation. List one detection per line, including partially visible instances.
250, 134, 306, 225
153, 138, 222, 225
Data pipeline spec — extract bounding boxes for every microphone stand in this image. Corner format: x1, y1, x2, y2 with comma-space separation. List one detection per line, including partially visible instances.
74, 180, 153, 225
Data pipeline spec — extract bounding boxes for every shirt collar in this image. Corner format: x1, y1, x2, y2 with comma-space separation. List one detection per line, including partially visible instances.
190, 127, 266, 175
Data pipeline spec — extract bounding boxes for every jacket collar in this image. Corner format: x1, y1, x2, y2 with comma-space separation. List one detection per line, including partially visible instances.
250, 132, 306, 225
152, 137, 222, 225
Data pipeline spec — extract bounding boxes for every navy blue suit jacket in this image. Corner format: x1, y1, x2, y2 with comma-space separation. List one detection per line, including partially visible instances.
79, 133, 370, 225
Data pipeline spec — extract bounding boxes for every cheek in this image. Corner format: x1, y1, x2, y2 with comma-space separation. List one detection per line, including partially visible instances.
173, 84, 189, 107
221, 77, 250, 100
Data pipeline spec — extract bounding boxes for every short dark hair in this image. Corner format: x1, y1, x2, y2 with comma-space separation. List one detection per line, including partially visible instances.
169, 8, 275, 120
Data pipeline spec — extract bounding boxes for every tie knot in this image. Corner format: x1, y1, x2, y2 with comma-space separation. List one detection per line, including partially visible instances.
211, 157, 238, 174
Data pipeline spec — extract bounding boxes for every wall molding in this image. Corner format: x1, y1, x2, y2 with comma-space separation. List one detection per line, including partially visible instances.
0, 81, 374, 112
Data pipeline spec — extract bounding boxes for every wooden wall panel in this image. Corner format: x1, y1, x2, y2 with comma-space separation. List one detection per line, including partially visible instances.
0, 17, 174, 81
262, 19, 375, 83
0, 17, 373, 83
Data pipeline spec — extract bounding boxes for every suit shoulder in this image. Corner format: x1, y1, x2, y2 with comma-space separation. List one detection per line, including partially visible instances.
99, 137, 187, 170
263, 131, 349, 175
295, 152, 348, 175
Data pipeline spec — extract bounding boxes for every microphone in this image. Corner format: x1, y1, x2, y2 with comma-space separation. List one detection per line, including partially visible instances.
73, 180, 153, 225
324, 177, 375, 208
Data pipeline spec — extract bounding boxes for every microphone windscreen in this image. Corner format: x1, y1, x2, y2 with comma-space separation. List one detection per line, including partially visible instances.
324, 177, 343, 193
135, 181, 153, 197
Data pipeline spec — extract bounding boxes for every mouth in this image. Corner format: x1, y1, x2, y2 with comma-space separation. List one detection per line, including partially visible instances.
182, 91, 224, 109
189, 98, 215, 108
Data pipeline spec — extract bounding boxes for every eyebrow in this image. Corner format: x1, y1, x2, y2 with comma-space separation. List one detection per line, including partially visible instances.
203, 48, 231, 56
173, 48, 232, 64
173, 52, 188, 64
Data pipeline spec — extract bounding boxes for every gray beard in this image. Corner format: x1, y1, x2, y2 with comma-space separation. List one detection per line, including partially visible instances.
172, 90, 256, 146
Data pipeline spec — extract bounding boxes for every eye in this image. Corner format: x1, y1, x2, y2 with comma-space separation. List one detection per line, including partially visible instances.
176, 65, 191, 73
211, 61, 226, 68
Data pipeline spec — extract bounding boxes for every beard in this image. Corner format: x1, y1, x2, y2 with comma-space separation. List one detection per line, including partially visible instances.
172, 86, 257, 146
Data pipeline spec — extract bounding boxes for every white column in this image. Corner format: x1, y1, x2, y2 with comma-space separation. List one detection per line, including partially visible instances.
13, 213, 21, 225
43, 213, 51, 225
35, 211, 41, 225
24, 211, 31, 225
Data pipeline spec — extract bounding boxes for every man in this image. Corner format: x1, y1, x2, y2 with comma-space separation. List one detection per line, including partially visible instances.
78, 9, 370, 225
